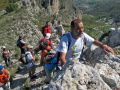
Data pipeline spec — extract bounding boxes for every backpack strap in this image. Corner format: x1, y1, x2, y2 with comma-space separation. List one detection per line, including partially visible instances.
66, 33, 71, 51
57, 33, 71, 64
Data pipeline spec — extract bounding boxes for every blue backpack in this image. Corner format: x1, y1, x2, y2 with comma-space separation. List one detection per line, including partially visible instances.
44, 33, 71, 72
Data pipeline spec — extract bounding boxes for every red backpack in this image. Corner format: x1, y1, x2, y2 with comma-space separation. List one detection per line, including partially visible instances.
39, 38, 52, 50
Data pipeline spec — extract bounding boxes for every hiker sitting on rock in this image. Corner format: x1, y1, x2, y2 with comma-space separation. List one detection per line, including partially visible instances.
0, 65, 10, 90
57, 18, 114, 67
1, 46, 12, 67
25, 45, 37, 80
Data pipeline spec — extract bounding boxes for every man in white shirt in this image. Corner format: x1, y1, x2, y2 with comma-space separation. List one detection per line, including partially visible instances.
57, 19, 114, 66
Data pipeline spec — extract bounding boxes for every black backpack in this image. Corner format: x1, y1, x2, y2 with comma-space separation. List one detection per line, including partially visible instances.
17, 39, 22, 47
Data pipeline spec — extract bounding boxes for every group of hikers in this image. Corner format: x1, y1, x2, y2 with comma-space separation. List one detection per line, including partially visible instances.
0, 18, 115, 89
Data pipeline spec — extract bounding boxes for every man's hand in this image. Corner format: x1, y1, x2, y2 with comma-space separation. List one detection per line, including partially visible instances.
102, 44, 115, 55
94, 40, 115, 55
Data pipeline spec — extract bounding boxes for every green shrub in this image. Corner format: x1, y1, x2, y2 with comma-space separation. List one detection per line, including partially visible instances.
8, 0, 20, 3
0, 0, 9, 10
6, 3, 18, 13
14, 47, 20, 59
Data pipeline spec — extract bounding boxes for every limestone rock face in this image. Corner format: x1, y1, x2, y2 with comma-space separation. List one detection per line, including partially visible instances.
21, 0, 59, 15
51, 0, 59, 15
21, 0, 40, 14
47, 61, 112, 90
21, 0, 36, 7
42, 0, 59, 15
83, 45, 120, 89
108, 29, 120, 47
46, 45, 120, 90
95, 64, 120, 89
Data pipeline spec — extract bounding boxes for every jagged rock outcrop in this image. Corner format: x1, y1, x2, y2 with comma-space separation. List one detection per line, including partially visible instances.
108, 29, 120, 47
45, 44, 120, 90
83, 45, 120, 89
50, 0, 59, 15
20, 0, 82, 22
21, 0, 59, 16
46, 60, 112, 90
21, 0, 40, 15
41, 0, 59, 15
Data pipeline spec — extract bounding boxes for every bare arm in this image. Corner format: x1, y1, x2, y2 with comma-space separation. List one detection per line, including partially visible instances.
59, 52, 67, 66
93, 40, 115, 54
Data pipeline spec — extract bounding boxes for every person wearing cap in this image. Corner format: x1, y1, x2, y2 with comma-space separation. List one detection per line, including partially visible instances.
25, 45, 37, 80
1, 46, 11, 67
0, 65, 10, 90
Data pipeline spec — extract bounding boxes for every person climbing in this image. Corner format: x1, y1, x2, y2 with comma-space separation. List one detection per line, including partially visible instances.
54, 18, 115, 81
1, 46, 12, 67
41, 21, 52, 38
25, 45, 37, 80
0, 65, 10, 90
16, 35, 27, 64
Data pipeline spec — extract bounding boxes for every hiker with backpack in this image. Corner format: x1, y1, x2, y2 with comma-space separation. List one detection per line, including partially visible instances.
34, 35, 53, 66
16, 35, 27, 64
25, 45, 37, 80
34, 30, 54, 83
1, 46, 12, 67
0, 65, 10, 90
34, 37, 54, 83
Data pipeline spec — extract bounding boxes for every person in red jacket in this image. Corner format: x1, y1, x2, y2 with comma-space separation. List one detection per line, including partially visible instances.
34, 36, 53, 66
42, 21, 52, 38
